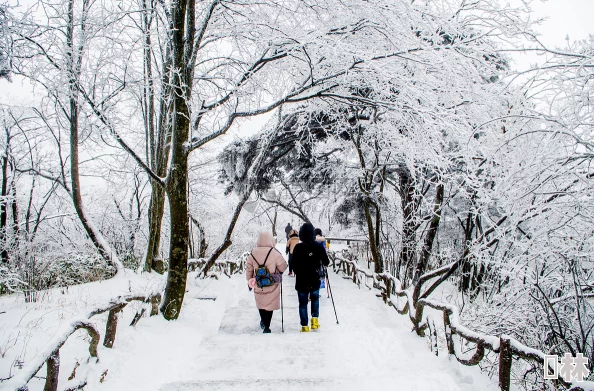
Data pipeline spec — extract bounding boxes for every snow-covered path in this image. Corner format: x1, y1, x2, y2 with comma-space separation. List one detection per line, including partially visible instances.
117, 246, 497, 391
158, 271, 497, 391
0, 249, 499, 391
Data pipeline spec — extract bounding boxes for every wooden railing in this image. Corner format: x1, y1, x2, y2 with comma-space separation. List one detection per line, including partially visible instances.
2, 289, 162, 391
326, 237, 370, 266
188, 255, 245, 277
329, 250, 594, 391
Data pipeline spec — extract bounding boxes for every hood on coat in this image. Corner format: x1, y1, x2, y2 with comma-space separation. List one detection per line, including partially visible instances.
299, 223, 316, 243
257, 231, 276, 248
289, 229, 298, 237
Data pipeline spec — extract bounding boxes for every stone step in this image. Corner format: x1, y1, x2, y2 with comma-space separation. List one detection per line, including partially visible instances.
162, 377, 404, 391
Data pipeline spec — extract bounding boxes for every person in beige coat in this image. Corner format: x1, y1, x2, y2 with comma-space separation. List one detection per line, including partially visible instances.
246, 231, 288, 333
285, 229, 299, 276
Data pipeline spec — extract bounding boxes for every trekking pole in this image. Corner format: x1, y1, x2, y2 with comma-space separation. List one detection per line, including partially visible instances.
325, 267, 339, 324
280, 273, 284, 332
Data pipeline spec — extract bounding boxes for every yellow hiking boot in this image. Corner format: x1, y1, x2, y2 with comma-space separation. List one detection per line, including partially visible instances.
300, 325, 310, 332
311, 317, 320, 330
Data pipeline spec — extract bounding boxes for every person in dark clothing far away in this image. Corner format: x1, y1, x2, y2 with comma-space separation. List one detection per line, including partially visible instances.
292, 223, 330, 332
284, 223, 292, 241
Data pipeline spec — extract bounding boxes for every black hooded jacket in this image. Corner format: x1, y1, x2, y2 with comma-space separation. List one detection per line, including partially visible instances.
292, 223, 330, 292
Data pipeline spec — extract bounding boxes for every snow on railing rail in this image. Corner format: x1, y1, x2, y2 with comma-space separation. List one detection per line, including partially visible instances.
329, 250, 594, 391
188, 254, 245, 277
1, 288, 162, 391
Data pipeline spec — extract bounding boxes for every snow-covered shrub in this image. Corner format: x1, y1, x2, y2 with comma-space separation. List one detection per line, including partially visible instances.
4, 245, 116, 302
0, 265, 24, 295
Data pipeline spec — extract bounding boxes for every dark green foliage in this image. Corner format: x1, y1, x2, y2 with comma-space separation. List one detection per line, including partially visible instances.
218, 110, 347, 197
333, 194, 366, 228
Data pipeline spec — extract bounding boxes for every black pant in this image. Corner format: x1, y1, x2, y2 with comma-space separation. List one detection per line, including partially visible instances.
288, 253, 293, 273
259, 309, 273, 329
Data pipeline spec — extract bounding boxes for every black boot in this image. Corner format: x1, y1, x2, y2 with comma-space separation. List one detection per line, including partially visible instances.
263, 327, 271, 334
260, 321, 265, 330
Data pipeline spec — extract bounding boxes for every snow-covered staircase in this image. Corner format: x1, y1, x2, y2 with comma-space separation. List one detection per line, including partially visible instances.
160, 274, 495, 391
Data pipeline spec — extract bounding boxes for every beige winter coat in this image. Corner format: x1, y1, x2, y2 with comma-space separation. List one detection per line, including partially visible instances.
286, 230, 300, 254
246, 232, 288, 311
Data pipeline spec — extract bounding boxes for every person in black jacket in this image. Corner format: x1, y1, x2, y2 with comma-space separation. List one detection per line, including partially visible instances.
292, 223, 330, 332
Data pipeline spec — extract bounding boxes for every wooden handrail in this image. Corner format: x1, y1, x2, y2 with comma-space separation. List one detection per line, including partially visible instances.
189, 256, 244, 277
330, 250, 594, 391
2, 289, 162, 391
325, 237, 369, 243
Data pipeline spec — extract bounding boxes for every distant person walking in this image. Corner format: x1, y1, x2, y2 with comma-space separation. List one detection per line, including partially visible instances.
314, 228, 327, 250
284, 223, 292, 241
314, 228, 329, 292
292, 223, 330, 332
285, 229, 299, 276
246, 232, 288, 333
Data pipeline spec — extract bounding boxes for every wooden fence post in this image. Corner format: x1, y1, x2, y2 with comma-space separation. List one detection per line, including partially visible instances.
499, 336, 512, 391
381, 276, 388, 303
104, 304, 126, 348
444, 311, 455, 355
150, 294, 161, 316
44, 349, 60, 391
80, 324, 100, 358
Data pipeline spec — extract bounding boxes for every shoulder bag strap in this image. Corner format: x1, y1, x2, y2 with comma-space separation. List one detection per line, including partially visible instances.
250, 251, 263, 268
263, 248, 274, 266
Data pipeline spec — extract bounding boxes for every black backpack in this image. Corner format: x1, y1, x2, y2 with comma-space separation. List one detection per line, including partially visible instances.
252, 248, 275, 289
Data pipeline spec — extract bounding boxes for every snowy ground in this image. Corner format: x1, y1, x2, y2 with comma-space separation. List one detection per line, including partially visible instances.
0, 245, 501, 391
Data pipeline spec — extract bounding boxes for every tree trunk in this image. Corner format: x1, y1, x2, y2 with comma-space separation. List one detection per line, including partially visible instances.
363, 196, 383, 273
201, 117, 284, 276
69, 89, 109, 260
66, 0, 122, 272
413, 183, 444, 284
141, 0, 171, 273
0, 131, 9, 263
398, 169, 417, 286
10, 178, 18, 239
459, 212, 474, 293
160, 135, 189, 320
44, 350, 60, 391
160, 0, 190, 320
189, 215, 208, 259
201, 192, 250, 276
144, 184, 166, 271
197, 221, 208, 259
271, 207, 278, 237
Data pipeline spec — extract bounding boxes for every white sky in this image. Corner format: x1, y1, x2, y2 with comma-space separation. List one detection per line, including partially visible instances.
531, 0, 593, 47
510, 0, 594, 70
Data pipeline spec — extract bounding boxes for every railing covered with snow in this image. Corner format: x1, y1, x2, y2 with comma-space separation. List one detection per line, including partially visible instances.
1, 289, 162, 391
188, 255, 245, 277
329, 250, 594, 391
